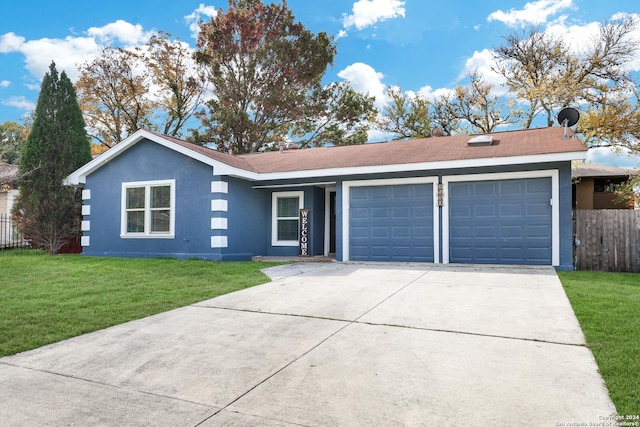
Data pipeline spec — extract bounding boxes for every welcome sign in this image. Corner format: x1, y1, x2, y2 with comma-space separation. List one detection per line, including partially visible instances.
299, 208, 310, 257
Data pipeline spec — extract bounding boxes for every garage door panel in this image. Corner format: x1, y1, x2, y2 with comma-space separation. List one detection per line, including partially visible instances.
351, 187, 369, 200
500, 225, 523, 238
351, 226, 369, 238
392, 206, 411, 219
500, 180, 523, 194
370, 227, 389, 238
371, 208, 389, 219
350, 183, 434, 262
450, 225, 471, 238
449, 178, 552, 265
475, 182, 497, 195
392, 186, 411, 198
527, 224, 551, 238
391, 227, 411, 238
500, 204, 523, 216
527, 202, 550, 216
526, 179, 551, 193
351, 207, 368, 219
413, 226, 432, 238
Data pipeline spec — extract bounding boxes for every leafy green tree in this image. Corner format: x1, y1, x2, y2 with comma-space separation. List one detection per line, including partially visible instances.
0, 121, 28, 164
76, 47, 154, 148
378, 86, 432, 140
77, 33, 206, 147
13, 62, 92, 254
292, 82, 376, 148
194, 0, 336, 153
577, 86, 640, 154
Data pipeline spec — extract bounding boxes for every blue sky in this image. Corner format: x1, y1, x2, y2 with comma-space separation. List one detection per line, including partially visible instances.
0, 0, 639, 167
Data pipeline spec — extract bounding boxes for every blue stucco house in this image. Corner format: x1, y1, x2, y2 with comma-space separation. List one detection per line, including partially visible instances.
64, 127, 587, 269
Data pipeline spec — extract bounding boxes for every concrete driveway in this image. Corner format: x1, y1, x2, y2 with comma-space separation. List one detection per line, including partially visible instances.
0, 263, 616, 426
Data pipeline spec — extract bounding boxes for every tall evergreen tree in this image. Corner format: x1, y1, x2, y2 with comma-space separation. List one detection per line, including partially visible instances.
13, 62, 92, 254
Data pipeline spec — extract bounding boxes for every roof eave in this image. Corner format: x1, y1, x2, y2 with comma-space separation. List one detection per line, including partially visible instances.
249, 151, 588, 181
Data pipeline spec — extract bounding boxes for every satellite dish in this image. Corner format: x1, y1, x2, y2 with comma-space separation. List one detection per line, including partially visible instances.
557, 107, 580, 138
557, 107, 580, 127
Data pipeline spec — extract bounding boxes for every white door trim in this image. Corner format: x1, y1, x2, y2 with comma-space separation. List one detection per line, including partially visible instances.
342, 177, 440, 263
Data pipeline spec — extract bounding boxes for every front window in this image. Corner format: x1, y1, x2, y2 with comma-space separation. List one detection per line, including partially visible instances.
122, 180, 175, 238
594, 178, 624, 193
272, 191, 304, 246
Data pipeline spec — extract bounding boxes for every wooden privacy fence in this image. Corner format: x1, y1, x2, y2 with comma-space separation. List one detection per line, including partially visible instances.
0, 213, 26, 249
574, 210, 640, 273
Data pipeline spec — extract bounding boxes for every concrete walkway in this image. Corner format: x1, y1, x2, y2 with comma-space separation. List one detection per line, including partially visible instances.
0, 263, 616, 426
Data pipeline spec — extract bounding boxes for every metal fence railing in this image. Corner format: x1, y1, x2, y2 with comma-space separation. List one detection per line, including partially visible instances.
0, 213, 27, 249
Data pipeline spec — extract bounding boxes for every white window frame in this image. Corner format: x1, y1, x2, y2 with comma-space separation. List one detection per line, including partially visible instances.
121, 179, 176, 239
272, 191, 304, 246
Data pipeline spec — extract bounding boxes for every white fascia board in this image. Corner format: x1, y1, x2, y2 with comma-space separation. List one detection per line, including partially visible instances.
64, 128, 587, 185
248, 151, 587, 182
65, 129, 151, 185
63, 129, 254, 185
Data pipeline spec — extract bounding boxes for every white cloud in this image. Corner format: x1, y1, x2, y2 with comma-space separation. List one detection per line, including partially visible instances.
547, 12, 640, 72
487, 0, 574, 28
343, 0, 406, 30
0, 19, 162, 83
185, 4, 218, 39
0, 32, 25, 53
463, 48, 509, 93
0, 33, 100, 82
87, 20, 152, 46
0, 80, 10, 88
337, 62, 388, 109
414, 85, 456, 101
586, 147, 640, 168
366, 127, 395, 142
2, 96, 35, 111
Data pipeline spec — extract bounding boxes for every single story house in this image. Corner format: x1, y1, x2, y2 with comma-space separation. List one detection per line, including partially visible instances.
572, 163, 637, 210
65, 127, 587, 269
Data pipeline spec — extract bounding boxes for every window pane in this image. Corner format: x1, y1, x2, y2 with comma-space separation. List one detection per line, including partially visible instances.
277, 197, 299, 218
151, 210, 170, 232
277, 219, 298, 241
127, 211, 145, 233
126, 187, 145, 209
151, 186, 171, 208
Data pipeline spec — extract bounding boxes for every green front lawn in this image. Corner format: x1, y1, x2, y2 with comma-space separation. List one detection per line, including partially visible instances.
0, 250, 282, 357
558, 271, 640, 416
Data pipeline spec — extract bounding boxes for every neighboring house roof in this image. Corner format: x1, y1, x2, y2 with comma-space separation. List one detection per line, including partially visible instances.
572, 163, 638, 178
0, 164, 18, 186
65, 127, 588, 185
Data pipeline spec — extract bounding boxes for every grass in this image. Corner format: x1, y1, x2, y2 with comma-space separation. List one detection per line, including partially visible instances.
0, 249, 282, 358
558, 271, 640, 416
2, 250, 637, 414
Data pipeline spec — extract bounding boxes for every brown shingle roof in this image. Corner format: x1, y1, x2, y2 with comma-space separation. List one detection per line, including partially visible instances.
234, 127, 586, 174
157, 127, 586, 174
572, 163, 637, 178
65, 127, 589, 185
144, 130, 257, 172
